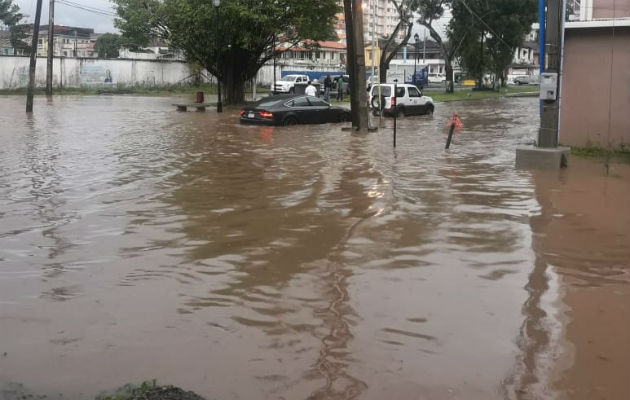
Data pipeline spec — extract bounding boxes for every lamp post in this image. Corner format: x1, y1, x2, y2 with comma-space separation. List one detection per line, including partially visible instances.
413, 33, 419, 86
213, 0, 222, 112
423, 30, 426, 64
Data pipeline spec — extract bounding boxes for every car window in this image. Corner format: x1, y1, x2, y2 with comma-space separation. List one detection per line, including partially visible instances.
296, 77, 302, 82
291, 97, 311, 107
396, 87, 406, 97
408, 87, 421, 97
308, 98, 329, 107
371, 85, 391, 97
257, 99, 283, 107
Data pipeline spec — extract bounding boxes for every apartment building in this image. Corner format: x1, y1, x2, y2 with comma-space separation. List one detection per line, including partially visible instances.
335, 0, 406, 44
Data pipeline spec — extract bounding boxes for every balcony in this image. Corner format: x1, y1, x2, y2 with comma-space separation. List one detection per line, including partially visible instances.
565, 0, 630, 27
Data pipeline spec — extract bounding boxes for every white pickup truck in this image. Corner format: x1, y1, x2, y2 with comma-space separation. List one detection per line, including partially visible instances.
272, 74, 309, 94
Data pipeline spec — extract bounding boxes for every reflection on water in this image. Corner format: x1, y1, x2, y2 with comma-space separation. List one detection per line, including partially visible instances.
0, 95, 627, 400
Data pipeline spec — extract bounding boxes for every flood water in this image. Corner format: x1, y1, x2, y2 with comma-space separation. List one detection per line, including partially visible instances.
0, 95, 628, 400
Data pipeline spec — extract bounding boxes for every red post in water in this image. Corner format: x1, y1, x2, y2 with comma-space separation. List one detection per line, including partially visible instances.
195, 91, 204, 104
445, 112, 463, 149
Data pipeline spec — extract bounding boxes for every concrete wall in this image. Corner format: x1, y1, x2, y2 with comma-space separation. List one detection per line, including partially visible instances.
593, 0, 630, 19
0, 56, 199, 89
559, 27, 630, 149
0, 56, 350, 89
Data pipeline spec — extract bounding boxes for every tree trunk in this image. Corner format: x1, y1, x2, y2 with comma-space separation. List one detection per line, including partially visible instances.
477, 30, 484, 89
217, 57, 246, 105
223, 75, 245, 105
445, 61, 454, 93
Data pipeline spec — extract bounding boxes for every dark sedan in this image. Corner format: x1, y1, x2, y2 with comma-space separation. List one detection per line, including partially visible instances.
239, 94, 351, 126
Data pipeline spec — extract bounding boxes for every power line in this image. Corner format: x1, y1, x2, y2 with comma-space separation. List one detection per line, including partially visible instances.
56, 0, 116, 17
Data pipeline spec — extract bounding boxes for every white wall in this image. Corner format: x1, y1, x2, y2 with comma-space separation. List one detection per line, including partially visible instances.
0, 56, 200, 89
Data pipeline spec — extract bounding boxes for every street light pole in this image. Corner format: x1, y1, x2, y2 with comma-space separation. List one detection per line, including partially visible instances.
423, 30, 426, 64
413, 33, 419, 86
213, 0, 223, 112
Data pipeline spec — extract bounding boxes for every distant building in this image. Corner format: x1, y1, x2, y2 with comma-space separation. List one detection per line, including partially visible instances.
560, 0, 630, 149
276, 41, 347, 68
334, 0, 406, 44
389, 39, 448, 76
36, 25, 98, 58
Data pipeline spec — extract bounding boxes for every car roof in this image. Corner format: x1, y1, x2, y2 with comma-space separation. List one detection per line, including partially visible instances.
371, 83, 415, 87
251, 94, 316, 104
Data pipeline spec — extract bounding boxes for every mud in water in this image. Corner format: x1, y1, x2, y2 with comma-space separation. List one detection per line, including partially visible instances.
0, 95, 628, 400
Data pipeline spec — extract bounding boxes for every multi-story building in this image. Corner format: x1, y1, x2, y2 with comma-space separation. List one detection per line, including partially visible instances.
559, 0, 629, 149
36, 25, 97, 58
334, 0, 406, 44
276, 41, 347, 68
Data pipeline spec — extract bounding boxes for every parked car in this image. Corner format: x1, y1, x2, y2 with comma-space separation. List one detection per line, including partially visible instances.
513, 75, 538, 85
428, 73, 446, 84
366, 74, 380, 91
369, 83, 434, 117
239, 94, 351, 126
272, 74, 309, 94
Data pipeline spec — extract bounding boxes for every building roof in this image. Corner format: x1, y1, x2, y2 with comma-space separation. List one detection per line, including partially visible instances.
317, 41, 346, 49
278, 40, 347, 52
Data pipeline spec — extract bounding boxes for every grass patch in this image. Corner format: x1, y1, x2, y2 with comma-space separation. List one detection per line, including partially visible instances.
430, 86, 539, 102
571, 145, 630, 164
96, 379, 159, 400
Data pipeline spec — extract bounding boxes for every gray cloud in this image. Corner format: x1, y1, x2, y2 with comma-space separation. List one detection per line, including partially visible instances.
14, 0, 117, 33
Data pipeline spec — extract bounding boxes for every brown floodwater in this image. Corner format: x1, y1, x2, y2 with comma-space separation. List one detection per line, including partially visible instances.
0, 95, 628, 400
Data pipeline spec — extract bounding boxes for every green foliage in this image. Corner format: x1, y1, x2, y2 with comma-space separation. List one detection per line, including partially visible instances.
0, 0, 21, 26
95, 33, 122, 58
415, 0, 458, 92
112, 0, 340, 104
9, 23, 29, 52
449, 0, 536, 87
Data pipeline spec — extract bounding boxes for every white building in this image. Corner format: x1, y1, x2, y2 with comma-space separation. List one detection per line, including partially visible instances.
334, 0, 406, 44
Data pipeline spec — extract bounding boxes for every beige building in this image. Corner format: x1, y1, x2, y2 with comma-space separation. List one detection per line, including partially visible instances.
35, 25, 97, 58
560, 0, 630, 149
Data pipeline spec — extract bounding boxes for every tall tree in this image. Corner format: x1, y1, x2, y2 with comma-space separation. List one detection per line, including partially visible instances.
0, 0, 21, 26
113, 0, 339, 105
1, 0, 28, 54
94, 33, 122, 58
416, 0, 460, 93
485, 0, 537, 88
449, 0, 536, 89
378, 0, 417, 84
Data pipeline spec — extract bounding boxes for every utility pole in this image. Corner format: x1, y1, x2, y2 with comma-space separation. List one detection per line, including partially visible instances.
515, 0, 568, 169
538, 0, 562, 147
26, 0, 44, 113
46, 0, 54, 96
343, 0, 357, 126
351, 0, 368, 132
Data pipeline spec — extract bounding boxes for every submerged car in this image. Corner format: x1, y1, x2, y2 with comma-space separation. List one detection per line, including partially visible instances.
239, 94, 351, 126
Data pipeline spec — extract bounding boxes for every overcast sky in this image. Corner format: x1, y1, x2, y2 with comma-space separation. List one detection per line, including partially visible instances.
14, 0, 117, 33
13, 0, 449, 39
